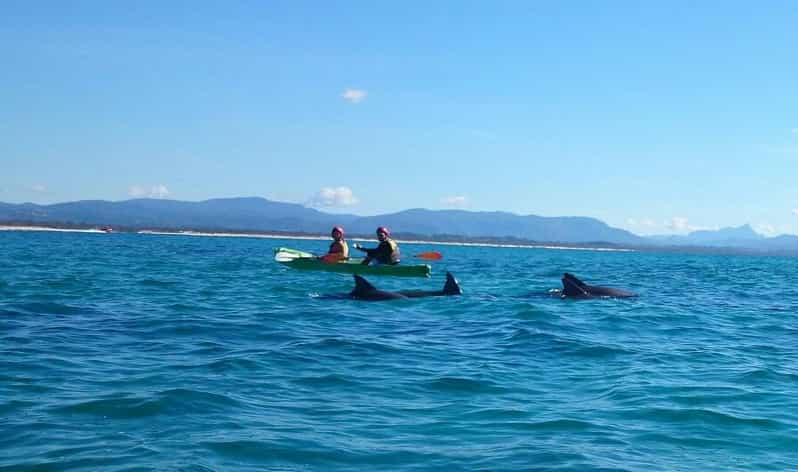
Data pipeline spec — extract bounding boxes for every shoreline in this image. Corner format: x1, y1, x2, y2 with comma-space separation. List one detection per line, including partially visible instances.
0, 225, 107, 234
140, 230, 634, 252
1, 225, 635, 253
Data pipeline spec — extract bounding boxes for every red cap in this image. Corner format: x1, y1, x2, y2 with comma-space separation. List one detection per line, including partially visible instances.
376, 226, 390, 236
331, 226, 344, 238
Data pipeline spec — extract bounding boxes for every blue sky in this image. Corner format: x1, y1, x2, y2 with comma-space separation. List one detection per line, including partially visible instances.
2, 1, 797, 235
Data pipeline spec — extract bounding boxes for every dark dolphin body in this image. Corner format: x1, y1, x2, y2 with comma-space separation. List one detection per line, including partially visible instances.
561, 273, 636, 299
341, 272, 462, 301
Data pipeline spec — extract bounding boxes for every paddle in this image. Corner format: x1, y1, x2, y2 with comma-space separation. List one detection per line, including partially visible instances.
274, 248, 314, 263
414, 251, 443, 260
274, 252, 302, 263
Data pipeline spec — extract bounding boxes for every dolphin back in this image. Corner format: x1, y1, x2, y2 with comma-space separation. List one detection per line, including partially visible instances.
561, 273, 636, 299
586, 285, 637, 298
350, 275, 406, 300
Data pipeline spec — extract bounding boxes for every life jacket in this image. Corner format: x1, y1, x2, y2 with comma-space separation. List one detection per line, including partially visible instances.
386, 239, 399, 264
329, 239, 349, 259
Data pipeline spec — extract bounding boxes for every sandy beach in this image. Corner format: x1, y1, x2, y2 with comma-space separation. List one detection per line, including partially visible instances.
140, 230, 634, 252
0, 225, 107, 234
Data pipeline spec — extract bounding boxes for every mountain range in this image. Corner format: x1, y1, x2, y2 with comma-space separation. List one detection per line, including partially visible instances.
1, 197, 797, 254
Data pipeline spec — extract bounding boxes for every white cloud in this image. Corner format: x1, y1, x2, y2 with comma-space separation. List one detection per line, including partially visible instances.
755, 223, 778, 237
306, 186, 359, 208
665, 216, 690, 231
341, 89, 367, 104
129, 184, 170, 199
792, 208, 798, 216
31, 184, 47, 192
625, 217, 662, 235
440, 195, 468, 208
626, 217, 656, 228
663, 217, 717, 233
128, 185, 147, 197
151, 184, 169, 198
629, 216, 727, 235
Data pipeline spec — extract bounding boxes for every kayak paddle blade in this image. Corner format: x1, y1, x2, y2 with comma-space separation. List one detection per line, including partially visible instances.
275, 251, 307, 262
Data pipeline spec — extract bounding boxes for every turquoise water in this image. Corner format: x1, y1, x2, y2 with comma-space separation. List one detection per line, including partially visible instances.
2, 231, 797, 471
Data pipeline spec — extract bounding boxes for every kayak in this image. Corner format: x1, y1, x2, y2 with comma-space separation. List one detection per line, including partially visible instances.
274, 247, 432, 278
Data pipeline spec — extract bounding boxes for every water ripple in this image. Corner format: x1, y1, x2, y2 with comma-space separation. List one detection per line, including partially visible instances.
1, 232, 798, 470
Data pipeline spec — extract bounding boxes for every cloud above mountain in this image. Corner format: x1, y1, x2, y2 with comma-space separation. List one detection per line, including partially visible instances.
627, 216, 722, 235
626, 218, 656, 229
129, 184, 170, 199
664, 217, 717, 233
665, 217, 690, 231
307, 186, 359, 208
755, 223, 778, 236
440, 195, 468, 208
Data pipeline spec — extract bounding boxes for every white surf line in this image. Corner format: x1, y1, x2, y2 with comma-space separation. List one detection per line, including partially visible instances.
137, 230, 635, 252
386, 239, 635, 252
137, 230, 329, 241
1, 226, 633, 252
0, 225, 106, 234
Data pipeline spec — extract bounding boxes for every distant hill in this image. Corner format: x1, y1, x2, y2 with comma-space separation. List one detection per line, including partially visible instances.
648, 224, 798, 253
0, 197, 643, 245
345, 209, 644, 244
649, 224, 765, 247
3, 198, 798, 253
0, 198, 357, 234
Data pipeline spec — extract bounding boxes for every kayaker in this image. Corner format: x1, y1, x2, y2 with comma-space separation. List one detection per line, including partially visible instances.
321, 226, 349, 262
354, 226, 400, 265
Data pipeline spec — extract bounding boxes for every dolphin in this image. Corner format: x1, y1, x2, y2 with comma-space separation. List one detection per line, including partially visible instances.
561, 273, 636, 299
347, 272, 463, 301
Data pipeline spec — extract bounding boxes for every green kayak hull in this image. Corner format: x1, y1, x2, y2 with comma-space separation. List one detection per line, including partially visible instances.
274, 247, 431, 278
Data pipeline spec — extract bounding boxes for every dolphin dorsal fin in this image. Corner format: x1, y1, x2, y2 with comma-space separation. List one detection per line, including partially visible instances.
443, 272, 462, 295
563, 273, 587, 288
352, 275, 377, 295
562, 273, 591, 297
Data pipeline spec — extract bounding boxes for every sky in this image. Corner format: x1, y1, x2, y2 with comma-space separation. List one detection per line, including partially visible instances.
1, 1, 797, 236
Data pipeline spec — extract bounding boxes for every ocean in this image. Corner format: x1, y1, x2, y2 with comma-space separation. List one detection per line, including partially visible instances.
1, 230, 797, 471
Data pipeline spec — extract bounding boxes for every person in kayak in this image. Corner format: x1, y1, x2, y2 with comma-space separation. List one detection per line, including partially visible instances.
320, 226, 349, 262
354, 226, 400, 265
